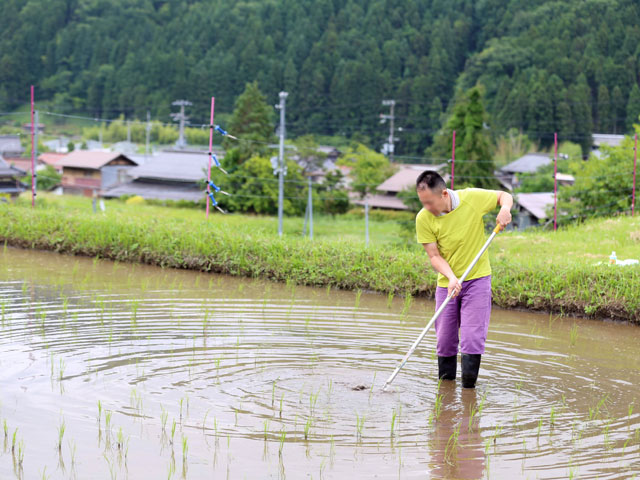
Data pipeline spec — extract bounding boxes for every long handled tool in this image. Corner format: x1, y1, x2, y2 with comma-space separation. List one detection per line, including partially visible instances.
382, 224, 504, 392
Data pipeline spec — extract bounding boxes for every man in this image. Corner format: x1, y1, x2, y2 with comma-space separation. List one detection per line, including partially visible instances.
415, 170, 512, 388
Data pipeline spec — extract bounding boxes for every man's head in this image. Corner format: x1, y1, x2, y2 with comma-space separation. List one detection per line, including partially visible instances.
416, 170, 450, 216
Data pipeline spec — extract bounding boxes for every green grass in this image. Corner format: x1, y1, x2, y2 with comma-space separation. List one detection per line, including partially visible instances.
1, 193, 640, 323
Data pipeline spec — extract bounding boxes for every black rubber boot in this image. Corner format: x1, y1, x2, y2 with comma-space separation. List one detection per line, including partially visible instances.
461, 354, 481, 388
437, 355, 457, 380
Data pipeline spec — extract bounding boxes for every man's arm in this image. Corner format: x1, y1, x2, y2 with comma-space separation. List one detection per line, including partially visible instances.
495, 191, 513, 228
423, 242, 461, 298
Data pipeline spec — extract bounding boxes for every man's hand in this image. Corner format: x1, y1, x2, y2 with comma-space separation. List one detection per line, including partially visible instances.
447, 276, 461, 298
496, 206, 512, 229
495, 191, 513, 229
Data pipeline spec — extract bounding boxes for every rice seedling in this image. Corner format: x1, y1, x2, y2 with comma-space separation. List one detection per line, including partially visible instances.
181, 435, 188, 461
105, 411, 113, 434
263, 420, 270, 440
116, 427, 124, 450
58, 358, 66, 382
386, 291, 394, 309
491, 424, 503, 445
444, 423, 461, 464
537, 418, 543, 440
603, 419, 613, 450
570, 323, 579, 346
304, 417, 312, 440
429, 381, 443, 426
550, 405, 556, 427
368, 372, 377, 401
279, 393, 284, 418
170, 419, 177, 445
401, 292, 412, 316
97, 400, 102, 423
160, 405, 169, 432
16, 439, 24, 467
468, 404, 479, 432
355, 413, 365, 439
588, 394, 610, 421
40, 466, 48, 480
309, 391, 319, 417
278, 430, 286, 456
68, 440, 76, 465
354, 289, 362, 309
390, 408, 398, 437
57, 418, 66, 451
271, 380, 277, 407
166, 459, 176, 480
202, 409, 211, 432
3, 419, 8, 438
11, 428, 18, 453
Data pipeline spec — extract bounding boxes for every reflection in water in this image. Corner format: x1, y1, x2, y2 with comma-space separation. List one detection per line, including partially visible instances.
0, 247, 639, 479
429, 382, 484, 480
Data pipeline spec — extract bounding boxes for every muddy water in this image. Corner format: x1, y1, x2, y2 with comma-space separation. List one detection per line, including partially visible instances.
0, 247, 639, 479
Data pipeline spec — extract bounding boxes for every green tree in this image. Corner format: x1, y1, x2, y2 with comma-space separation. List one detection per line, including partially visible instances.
429, 86, 496, 189
558, 130, 638, 224
225, 81, 275, 166
626, 83, 640, 132
597, 84, 611, 133
611, 86, 624, 134
339, 143, 396, 197
219, 155, 305, 215
317, 170, 350, 215
571, 76, 594, 157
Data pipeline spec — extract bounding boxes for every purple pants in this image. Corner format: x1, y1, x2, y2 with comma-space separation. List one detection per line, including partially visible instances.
434, 275, 492, 357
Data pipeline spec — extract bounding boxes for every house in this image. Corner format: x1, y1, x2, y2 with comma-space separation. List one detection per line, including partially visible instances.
515, 192, 555, 229
0, 135, 24, 157
103, 150, 217, 202
56, 151, 138, 196
497, 153, 552, 191
39, 153, 67, 172
351, 164, 448, 211
0, 154, 27, 200
0, 135, 31, 178
592, 133, 625, 158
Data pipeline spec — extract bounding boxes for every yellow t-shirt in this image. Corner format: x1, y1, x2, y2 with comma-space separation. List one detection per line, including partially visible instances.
416, 188, 497, 287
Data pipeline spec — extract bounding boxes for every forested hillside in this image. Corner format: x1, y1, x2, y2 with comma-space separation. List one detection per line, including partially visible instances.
1, 0, 639, 155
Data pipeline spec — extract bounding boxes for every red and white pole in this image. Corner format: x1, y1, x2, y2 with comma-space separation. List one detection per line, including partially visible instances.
30, 85, 35, 208
553, 132, 558, 231
451, 130, 456, 190
206, 97, 215, 218
633, 133, 637, 217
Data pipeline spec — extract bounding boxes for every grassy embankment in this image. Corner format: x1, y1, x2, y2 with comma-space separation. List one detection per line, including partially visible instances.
1, 194, 639, 323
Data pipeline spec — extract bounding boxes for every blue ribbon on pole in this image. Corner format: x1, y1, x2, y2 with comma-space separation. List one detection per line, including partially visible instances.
208, 180, 229, 196
207, 192, 226, 213
214, 125, 237, 140
210, 153, 228, 174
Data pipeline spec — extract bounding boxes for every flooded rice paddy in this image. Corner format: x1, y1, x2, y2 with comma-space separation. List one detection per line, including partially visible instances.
1, 247, 639, 479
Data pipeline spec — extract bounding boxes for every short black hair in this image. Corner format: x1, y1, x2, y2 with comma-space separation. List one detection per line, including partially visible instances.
416, 170, 446, 192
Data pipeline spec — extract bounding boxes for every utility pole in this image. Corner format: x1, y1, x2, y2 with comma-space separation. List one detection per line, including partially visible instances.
276, 91, 288, 237
171, 100, 192, 149
381, 99, 396, 162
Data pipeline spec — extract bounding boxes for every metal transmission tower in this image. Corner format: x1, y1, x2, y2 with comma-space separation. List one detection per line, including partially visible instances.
171, 100, 192, 148
275, 91, 288, 237
380, 99, 396, 162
